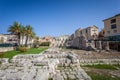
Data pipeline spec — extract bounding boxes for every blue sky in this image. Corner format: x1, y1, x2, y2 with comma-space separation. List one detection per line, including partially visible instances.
0, 0, 120, 37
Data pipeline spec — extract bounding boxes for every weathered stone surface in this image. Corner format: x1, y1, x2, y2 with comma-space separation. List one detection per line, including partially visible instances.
0, 48, 91, 80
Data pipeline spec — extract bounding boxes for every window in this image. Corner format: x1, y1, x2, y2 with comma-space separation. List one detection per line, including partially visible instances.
114, 30, 117, 33
111, 19, 116, 23
107, 31, 110, 34
92, 28, 97, 32
111, 24, 117, 29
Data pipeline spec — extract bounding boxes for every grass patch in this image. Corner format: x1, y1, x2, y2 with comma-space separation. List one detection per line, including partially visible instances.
0, 52, 4, 58
57, 66, 65, 70
35, 64, 45, 66
114, 64, 120, 68
48, 78, 53, 80
87, 72, 120, 80
82, 64, 117, 70
3, 47, 48, 59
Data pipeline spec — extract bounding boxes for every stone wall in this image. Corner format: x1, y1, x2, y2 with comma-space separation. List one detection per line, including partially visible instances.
79, 59, 120, 65
67, 37, 110, 51
0, 47, 14, 52
55, 35, 69, 47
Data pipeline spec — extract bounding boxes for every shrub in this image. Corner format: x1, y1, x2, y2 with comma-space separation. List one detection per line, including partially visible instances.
18, 47, 28, 52
40, 42, 51, 46
82, 64, 117, 70
0, 52, 4, 58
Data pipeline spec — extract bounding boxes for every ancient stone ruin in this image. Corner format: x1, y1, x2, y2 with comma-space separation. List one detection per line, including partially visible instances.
0, 48, 91, 80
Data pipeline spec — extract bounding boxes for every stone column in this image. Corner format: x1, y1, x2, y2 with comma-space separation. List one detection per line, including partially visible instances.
95, 41, 98, 49
105, 41, 110, 51
98, 41, 102, 50
91, 40, 95, 48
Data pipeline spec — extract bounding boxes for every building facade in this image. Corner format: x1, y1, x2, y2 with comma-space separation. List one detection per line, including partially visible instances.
66, 25, 99, 49
39, 36, 56, 47
0, 34, 17, 44
103, 14, 120, 41
74, 25, 99, 40
0, 34, 34, 46
55, 35, 69, 47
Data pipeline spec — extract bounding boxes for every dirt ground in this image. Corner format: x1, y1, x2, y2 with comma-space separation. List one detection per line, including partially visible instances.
62, 48, 120, 79
63, 48, 120, 59
82, 67, 120, 79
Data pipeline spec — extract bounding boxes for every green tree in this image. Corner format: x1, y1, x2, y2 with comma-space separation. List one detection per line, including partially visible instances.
8, 22, 21, 45
40, 42, 51, 46
20, 25, 26, 46
33, 36, 40, 48
25, 25, 35, 47
8, 22, 35, 47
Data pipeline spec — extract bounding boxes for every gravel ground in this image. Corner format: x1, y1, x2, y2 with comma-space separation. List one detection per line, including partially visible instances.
63, 48, 120, 59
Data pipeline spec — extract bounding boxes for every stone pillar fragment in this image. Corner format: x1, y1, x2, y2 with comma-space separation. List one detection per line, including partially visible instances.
105, 41, 110, 51
98, 41, 102, 50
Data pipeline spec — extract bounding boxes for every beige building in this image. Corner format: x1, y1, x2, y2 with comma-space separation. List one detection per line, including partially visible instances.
55, 35, 69, 47
66, 25, 99, 49
74, 25, 99, 40
39, 36, 52, 43
39, 36, 56, 47
103, 14, 120, 40
0, 34, 34, 46
0, 34, 17, 44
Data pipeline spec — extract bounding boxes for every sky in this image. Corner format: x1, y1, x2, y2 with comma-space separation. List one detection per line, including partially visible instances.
0, 0, 120, 37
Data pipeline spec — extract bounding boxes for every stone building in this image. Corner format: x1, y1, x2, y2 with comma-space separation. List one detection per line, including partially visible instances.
0, 34, 34, 46
103, 14, 120, 41
55, 35, 69, 47
74, 25, 99, 40
103, 14, 120, 51
66, 34, 74, 47
39, 36, 52, 42
66, 26, 99, 49
0, 34, 17, 44
39, 36, 56, 47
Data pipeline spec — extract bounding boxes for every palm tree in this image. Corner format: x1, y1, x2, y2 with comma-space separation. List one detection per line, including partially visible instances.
20, 25, 26, 46
8, 22, 21, 46
25, 25, 35, 47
